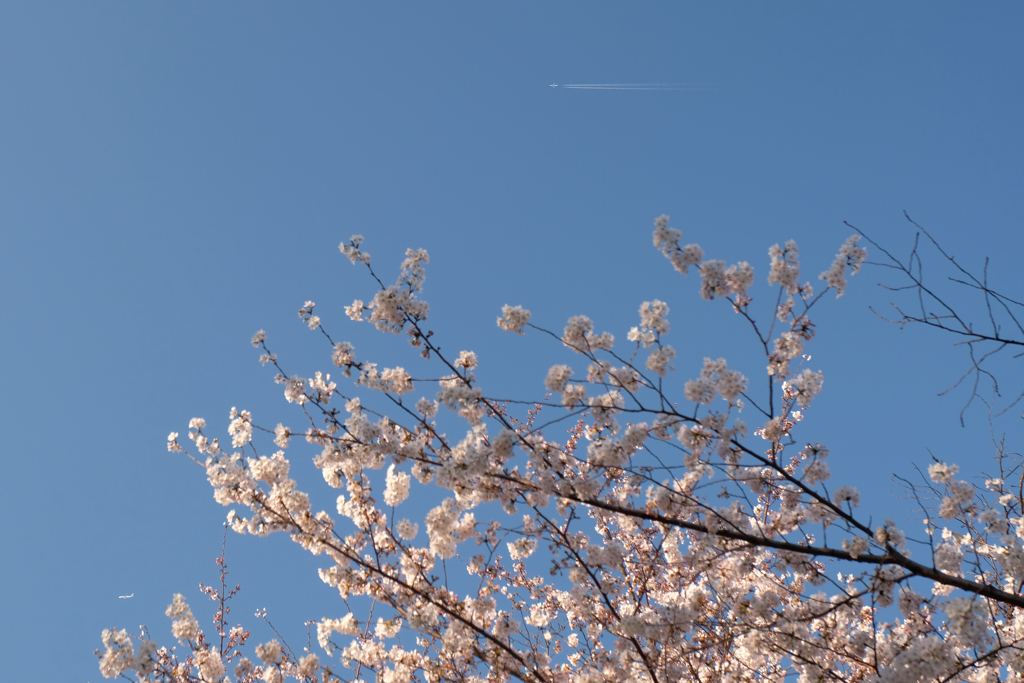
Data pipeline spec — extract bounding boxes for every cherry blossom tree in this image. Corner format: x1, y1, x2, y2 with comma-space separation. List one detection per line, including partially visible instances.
99, 216, 1024, 683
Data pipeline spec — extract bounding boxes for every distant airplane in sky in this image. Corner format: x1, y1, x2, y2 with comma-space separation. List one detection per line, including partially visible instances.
559, 82, 708, 91
118, 593, 134, 599
549, 83, 557, 87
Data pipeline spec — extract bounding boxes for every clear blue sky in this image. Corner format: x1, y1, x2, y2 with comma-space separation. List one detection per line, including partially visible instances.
2, 3, 1023, 680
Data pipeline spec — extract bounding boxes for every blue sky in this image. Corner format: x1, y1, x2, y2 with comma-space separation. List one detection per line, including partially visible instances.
2, 3, 1023, 680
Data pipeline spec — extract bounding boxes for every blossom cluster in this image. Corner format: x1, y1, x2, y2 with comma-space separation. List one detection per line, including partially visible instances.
106, 219, 1024, 683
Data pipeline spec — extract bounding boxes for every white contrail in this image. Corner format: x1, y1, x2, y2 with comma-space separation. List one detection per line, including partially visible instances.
562, 83, 696, 87
560, 82, 708, 91
563, 86, 708, 91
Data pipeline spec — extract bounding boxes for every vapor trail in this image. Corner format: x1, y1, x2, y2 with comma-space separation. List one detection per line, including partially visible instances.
563, 86, 708, 91
560, 83, 709, 91
562, 83, 700, 87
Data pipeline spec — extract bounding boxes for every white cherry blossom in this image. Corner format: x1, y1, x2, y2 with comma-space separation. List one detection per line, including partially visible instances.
101, 223, 1024, 683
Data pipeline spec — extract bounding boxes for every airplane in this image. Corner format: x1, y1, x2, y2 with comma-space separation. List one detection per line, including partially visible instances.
118, 593, 134, 599
549, 83, 557, 88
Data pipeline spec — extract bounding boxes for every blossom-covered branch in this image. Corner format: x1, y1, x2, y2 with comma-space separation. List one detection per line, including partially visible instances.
103, 220, 1024, 683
